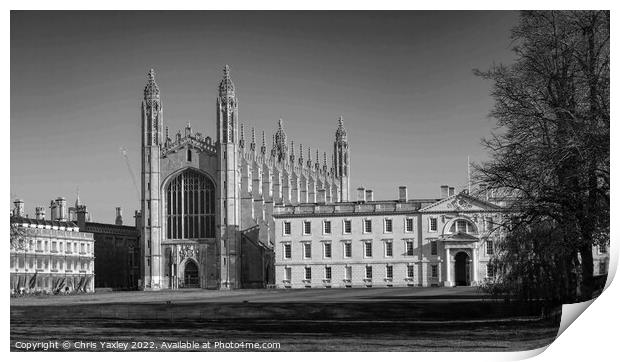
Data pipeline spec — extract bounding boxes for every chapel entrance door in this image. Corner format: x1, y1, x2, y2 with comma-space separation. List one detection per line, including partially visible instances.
454, 251, 470, 286
183, 260, 200, 288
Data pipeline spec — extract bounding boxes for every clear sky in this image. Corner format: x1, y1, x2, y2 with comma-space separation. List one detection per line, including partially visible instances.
11, 11, 519, 224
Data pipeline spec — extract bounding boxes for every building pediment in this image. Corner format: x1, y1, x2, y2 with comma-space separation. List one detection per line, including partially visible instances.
161, 134, 216, 157
419, 193, 502, 213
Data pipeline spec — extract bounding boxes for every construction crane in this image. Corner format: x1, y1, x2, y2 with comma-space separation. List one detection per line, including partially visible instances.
119, 147, 140, 202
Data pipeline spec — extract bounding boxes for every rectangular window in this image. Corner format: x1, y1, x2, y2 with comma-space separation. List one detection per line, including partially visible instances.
364, 241, 372, 258
343, 220, 352, 234
599, 261, 607, 275
283, 222, 291, 236
303, 243, 312, 259
431, 265, 438, 278
431, 240, 438, 255
344, 242, 352, 258
323, 220, 331, 234
430, 218, 438, 232
386, 265, 393, 279
599, 243, 607, 254
303, 221, 311, 235
284, 244, 292, 259
486, 264, 495, 278
385, 241, 393, 257
406, 240, 414, 256
405, 218, 414, 232
36, 240, 42, 252
324, 266, 332, 280
407, 264, 414, 278
44, 241, 49, 252
364, 219, 372, 233
384, 219, 393, 233
304, 267, 312, 280
51, 241, 57, 252
486, 239, 494, 255
345, 266, 352, 280
365, 265, 373, 279
323, 243, 332, 258
284, 267, 291, 281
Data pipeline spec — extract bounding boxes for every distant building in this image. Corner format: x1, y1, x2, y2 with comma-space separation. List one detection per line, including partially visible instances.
10, 199, 95, 294
73, 202, 141, 291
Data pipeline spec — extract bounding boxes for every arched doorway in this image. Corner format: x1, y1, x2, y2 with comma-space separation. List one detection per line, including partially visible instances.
454, 252, 470, 286
183, 259, 199, 288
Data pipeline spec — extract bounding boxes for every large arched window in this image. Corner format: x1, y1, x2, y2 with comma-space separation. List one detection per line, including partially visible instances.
449, 219, 477, 234
165, 169, 215, 239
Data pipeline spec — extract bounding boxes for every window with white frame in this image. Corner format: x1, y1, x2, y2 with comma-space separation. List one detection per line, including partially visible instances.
51, 241, 57, 252
364, 219, 372, 233
323, 242, 332, 258
303, 221, 311, 235
384, 219, 393, 233
364, 241, 372, 257
323, 220, 332, 234
45, 241, 49, 252
303, 243, 312, 259
36, 240, 42, 252
429, 217, 438, 232
283, 221, 291, 236
344, 241, 352, 258
385, 240, 393, 257
431, 240, 438, 255
386, 265, 393, 279
486, 239, 494, 255
406, 240, 414, 256
284, 267, 291, 281
324, 266, 332, 280
345, 265, 352, 280
599, 243, 607, 254
450, 219, 476, 234
343, 219, 352, 234
486, 264, 495, 278
283, 243, 292, 259
304, 267, 312, 281
599, 261, 607, 274
407, 264, 414, 278
365, 265, 373, 279
405, 217, 414, 232
431, 264, 438, 278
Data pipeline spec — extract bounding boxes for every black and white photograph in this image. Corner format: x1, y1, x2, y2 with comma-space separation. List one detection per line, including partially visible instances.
7, 5, 614, 357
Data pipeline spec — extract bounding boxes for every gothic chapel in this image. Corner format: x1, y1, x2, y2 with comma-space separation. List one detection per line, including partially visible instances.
140, 66, 350, 289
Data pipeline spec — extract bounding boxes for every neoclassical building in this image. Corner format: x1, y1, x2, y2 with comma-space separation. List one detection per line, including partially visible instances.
140, 66, 349, 289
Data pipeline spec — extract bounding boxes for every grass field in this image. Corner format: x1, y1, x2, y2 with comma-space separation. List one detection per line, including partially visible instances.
10, 287, 561, 352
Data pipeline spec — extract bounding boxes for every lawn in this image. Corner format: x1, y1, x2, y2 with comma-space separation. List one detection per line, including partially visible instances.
10, 287, 560, 352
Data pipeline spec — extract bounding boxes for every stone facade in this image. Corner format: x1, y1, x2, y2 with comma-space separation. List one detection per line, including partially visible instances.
10, 205, 95, 294
273, 189, 610, 288
140, 66, 348, 289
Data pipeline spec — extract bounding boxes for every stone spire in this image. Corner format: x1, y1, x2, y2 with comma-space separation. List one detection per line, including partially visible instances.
299, 143, 304, 165
315, 149, 320, 169
218, 64, 235, 98
239, 123, 245, 148
323, 152, 328, 172
261, 131, 266, 155
307, 147, 312, 168
290, 140, 295, 163
335, 115, 347, 141
274, 119, 288, 162
144, 68, 160, 100
250, 127, 256, 151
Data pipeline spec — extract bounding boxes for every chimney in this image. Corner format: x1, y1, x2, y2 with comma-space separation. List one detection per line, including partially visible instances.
365, 189, 374, 202
76, 205, 87, 229
50, 200, 59, 220
13, 199, 24, 217
115, 207, 123, 225
56, 197, 67, 221
134, 210, 142, 228
449, 187, 455, 197
398, 186, 408, 202
440, 185, 449, 199
35, 206, 45, 220
357, 186, 366, 202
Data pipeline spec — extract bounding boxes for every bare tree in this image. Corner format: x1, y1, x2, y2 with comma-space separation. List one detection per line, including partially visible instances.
475, 11, 609, 302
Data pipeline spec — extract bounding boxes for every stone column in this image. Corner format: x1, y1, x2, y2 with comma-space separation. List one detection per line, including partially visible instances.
472, 246, 478, 286
445, 247, 451, 287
